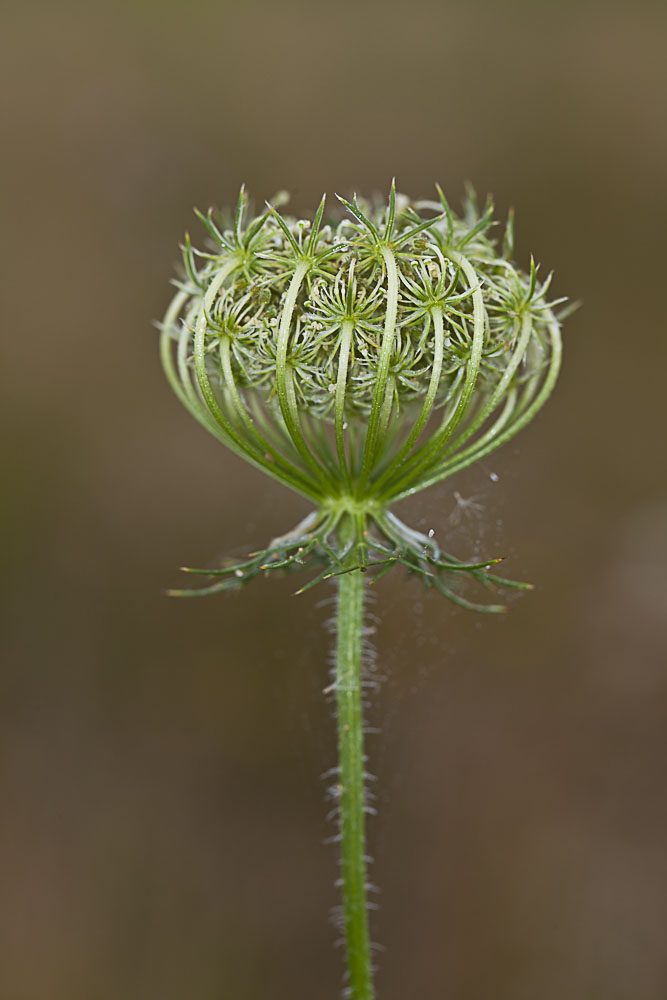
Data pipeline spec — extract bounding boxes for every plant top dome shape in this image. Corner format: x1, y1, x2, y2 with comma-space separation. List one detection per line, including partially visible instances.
161, 181, 564, 609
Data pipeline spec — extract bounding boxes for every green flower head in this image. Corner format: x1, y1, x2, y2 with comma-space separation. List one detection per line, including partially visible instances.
161, 181, 565, 610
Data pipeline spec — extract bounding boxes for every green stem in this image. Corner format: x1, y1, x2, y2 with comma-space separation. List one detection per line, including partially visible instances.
335, 536, 374, 1000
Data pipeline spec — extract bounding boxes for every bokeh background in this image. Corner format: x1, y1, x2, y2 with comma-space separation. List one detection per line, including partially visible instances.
2, 1, 666, 997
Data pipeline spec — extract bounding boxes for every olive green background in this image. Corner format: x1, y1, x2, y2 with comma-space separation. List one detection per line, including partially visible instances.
2, 1, 666, 997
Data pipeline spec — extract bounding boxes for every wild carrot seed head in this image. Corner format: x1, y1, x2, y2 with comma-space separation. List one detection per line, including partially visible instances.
161, 182, 564, 506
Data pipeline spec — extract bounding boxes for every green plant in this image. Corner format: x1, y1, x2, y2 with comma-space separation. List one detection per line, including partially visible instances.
160, 181, 565, 998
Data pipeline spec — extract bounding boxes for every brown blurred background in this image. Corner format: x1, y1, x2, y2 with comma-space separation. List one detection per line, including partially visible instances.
1, 1, 666, 997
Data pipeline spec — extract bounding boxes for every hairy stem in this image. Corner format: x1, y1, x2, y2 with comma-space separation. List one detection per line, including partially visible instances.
335, 550, 374, 999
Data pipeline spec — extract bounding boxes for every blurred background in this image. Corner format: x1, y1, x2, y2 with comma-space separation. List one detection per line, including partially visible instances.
2, 1, 666, 997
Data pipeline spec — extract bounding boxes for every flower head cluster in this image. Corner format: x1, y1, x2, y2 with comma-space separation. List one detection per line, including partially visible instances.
161, 183, 565, 607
